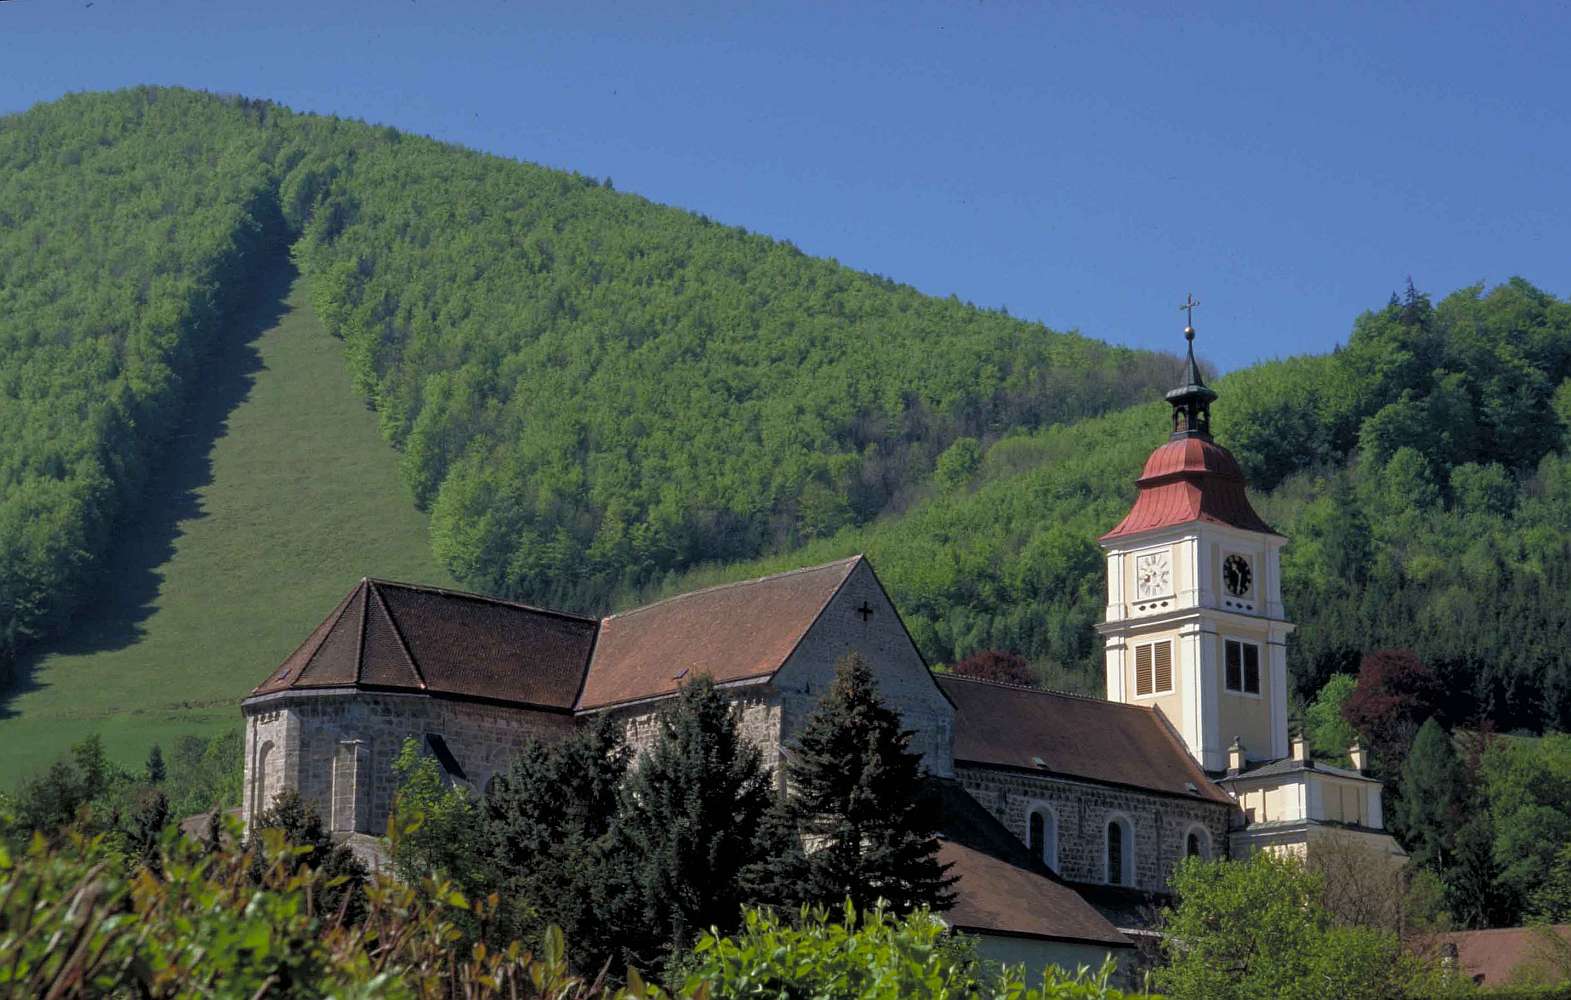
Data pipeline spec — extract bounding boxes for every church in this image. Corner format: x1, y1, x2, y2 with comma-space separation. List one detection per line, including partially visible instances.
240, 318, 1405, 974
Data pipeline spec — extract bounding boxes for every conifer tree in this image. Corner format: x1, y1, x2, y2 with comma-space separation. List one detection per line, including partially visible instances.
1399, 718, 1466, 868
785, 652, 955, 914
615, 675, 774, 970
145, 743, 166, 784
479, 715, 630, 966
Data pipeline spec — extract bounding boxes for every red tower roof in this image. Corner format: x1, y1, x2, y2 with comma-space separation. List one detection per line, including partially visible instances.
1101, 435, 1277, 541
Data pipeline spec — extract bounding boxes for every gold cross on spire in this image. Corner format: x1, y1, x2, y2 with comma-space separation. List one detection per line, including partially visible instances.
1179, 293, 1200, 336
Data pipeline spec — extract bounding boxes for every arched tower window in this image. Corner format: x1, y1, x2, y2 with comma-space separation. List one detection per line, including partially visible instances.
1106, 815, 1134, 886
1026, 803, 1058, 874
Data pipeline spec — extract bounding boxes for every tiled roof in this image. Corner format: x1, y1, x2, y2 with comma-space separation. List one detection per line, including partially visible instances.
934, 781, 1131, 948
1433, 925, 1571, 987
938, 675, 1233, 805
576, 557, 862, 710
249, 579, 598, 709
1101, 435, 1277, 541
248, 558, 866, 713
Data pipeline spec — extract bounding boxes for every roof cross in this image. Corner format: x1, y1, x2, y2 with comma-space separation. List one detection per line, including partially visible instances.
856, 601, 875, 622
1179, 293, 1200, 337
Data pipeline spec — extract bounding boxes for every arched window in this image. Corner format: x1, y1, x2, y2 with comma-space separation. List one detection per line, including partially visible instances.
1186, 825, 1211, 859
1026, 804, 1058, 873
1105, 815, 1134, 886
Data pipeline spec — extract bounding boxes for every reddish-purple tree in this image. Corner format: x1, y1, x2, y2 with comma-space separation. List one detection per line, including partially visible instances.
951, 650, 1035, 687
1341, 648, 1444, 779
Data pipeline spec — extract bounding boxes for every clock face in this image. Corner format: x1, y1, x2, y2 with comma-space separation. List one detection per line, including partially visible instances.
1223, 554, 1253, 597
1135, 550, 1172, 601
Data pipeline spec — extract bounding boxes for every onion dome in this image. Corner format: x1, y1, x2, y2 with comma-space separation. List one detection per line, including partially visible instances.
1101, 300, 1278, 541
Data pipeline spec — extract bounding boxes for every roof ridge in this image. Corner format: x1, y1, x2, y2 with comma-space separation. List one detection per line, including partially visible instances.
938, 672, 1154, 712
605, 555, 863, 621
366, 580, 428, 690
362, 576, 600, 624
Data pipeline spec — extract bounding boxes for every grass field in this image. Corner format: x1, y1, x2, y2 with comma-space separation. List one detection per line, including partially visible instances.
0, 259, 454, 784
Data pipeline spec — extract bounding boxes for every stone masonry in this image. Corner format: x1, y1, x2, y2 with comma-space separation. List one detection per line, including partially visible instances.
955, 764, 1234, 892
243, 690, 574, 833
773, 560, 955, 777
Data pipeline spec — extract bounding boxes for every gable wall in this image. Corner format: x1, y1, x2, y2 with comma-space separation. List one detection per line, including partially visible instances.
774, 560, 955, 777
956, 764, 1235, 892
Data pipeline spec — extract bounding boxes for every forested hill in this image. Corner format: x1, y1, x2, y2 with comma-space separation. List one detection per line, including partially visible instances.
659, 281, 1571, 735
0, 86, 1180, 680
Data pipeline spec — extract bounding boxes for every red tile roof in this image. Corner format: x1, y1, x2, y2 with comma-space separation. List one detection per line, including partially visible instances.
934, 780, 1131, 947
938, 675, 1233, 804
249, 579, 598, 710
1432, 925, 1571, 988
575, 556, 861, 710
1101, 435, 1277, 541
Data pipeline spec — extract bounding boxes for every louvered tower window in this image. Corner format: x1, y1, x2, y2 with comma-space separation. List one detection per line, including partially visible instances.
1134, 640, 1174, 696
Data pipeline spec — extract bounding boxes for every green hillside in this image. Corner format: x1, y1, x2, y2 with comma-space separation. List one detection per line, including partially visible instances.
0, 267, 452, 781
1, 86, 1181, 693
6, 86, 1571, 778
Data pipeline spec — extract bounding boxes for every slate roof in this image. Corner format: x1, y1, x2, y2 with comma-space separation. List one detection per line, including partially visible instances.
1101, 435, 1277, 541
933, 780, 1131, 948
248, 558, 864, 713
938, 675, 1234, 805
576, 556, 861, 710
1432, 925, 1571, 987
248, 578, 598, 710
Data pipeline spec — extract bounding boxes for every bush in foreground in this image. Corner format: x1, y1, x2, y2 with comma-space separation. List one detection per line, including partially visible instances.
684, 903, 1133, 999
1157, 852, 1474, 1000
0, 821, 661, 999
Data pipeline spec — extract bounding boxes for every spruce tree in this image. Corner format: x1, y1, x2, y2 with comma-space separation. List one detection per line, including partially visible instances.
145, 743, 166, 784
785, 652, 955, 914
1399, 718, 1466, 868
479, 715, 630, 967
616, 675, 773, 970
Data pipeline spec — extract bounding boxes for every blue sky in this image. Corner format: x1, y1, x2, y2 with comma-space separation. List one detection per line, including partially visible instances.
5, 1, 1568, 371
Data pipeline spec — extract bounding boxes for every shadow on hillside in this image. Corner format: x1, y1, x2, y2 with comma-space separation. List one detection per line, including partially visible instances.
0, 251, 296, 720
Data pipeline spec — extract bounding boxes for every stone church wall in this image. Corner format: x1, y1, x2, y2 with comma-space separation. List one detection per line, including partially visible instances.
242, 691, 574, 835
604, 686, 783, 777
955, 764, 1234, 893
775, 560, 955, 777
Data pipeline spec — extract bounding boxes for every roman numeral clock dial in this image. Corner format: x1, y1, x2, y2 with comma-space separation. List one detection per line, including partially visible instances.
1134, 550, 1171, 602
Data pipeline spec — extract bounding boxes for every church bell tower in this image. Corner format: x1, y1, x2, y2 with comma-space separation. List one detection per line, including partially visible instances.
1096, 299, 1291, 772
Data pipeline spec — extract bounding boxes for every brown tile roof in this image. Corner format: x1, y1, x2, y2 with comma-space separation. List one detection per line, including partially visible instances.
1432, 925, 1571, 988
249, 558, 869, 713
248, 579, 597, 710
934, 780, 1131, 948
575, 556, 862, 710
938, 675, 1233, 805
1101, 435, 1277, 541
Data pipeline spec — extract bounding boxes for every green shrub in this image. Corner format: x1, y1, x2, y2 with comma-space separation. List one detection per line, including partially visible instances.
0, 820, 665, 998
1157, 853, 1474, 1000
684, 903, 1135, 999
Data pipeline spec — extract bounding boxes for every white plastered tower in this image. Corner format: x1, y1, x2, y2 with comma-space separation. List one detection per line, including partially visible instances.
1095, 313, 1291, 773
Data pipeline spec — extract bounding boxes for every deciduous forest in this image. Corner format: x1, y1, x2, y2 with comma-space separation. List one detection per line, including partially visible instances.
0, 86, 1178, 683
